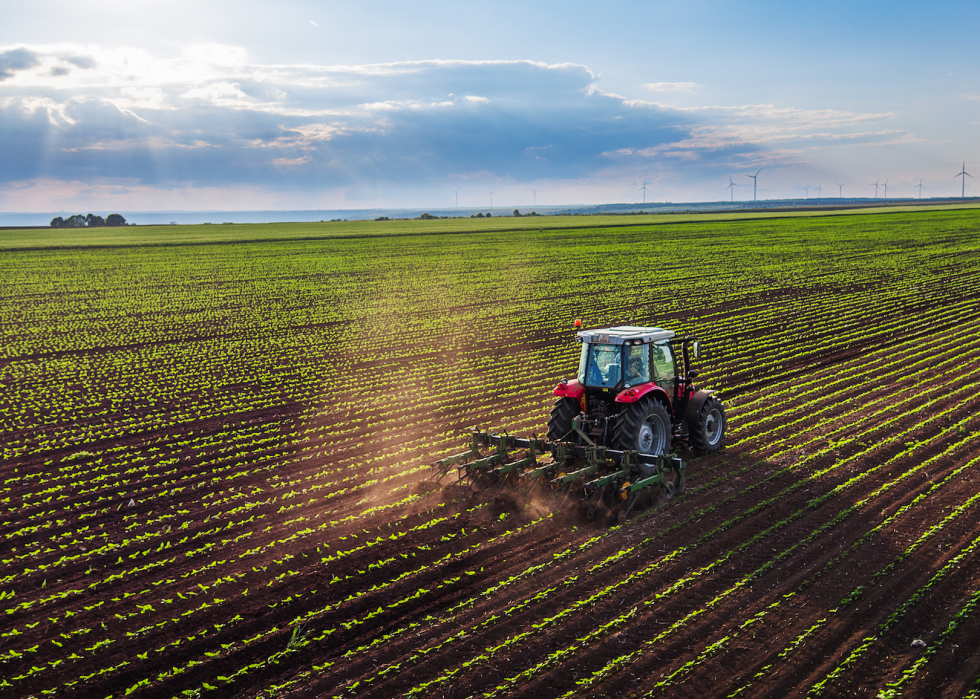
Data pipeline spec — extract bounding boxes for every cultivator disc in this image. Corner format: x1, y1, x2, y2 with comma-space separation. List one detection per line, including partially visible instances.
432, 426, 685, 518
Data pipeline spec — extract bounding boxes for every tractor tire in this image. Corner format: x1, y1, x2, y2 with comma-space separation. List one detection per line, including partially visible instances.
690, 396, 726, 455
614, 398, 672, 475
548, 398, 580, 443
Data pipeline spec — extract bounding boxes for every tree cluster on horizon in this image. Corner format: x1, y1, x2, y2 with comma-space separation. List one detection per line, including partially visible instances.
50, 213, 127, 228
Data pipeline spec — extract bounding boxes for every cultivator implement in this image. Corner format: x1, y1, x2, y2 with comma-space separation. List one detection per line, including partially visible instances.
433, 417, 685, 516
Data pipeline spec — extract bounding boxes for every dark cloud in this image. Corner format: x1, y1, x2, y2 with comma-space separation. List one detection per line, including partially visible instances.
0, 48, 40, 80
0, 50, 897, 203
0, 60, 708, 190
63, 54, 96, 69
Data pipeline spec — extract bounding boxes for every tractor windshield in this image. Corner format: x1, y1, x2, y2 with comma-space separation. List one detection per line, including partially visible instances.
625, 344, 651, 386
583, 343, 622, 388
577, 343, 590, 383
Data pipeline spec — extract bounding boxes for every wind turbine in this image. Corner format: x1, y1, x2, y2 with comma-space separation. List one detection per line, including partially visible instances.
916, 179, 924, 199
870, 179, 879, 198
816, 184, 822, 199
955, 162, 972, 198
881, 179, 889, 199
450, 187, 460, 208
638, 177, 649, 204
836, 183, 846, 198
488, 189, 495, 208
745, 169, 761, 201
803, 185, 811, 199
726, 176, 740, 202
530, 189, 538, 207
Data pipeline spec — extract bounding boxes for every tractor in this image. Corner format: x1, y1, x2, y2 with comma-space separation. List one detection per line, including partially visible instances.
434, 323, 726, 510
549, 323, 726, 465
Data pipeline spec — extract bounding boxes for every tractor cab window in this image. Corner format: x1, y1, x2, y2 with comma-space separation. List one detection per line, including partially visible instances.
577, 343, 589, 383
625, 344, 651, 386
652, 341, 676, 396
585, 344, 621, 388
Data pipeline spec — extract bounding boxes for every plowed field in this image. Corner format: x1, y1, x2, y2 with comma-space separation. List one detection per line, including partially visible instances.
2, 207, 980, 698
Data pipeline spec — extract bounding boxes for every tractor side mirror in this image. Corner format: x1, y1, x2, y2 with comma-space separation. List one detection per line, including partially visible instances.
692, 341, 701, 360
687, 370, 700, 379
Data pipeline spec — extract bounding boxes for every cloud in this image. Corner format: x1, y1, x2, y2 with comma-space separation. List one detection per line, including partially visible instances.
253, 123, 352, 150
0, 42, 910, 208
62, 136, 215, 152
272, 155, 312, 167
0, 48, 40, 80
644, 82, 700, 92
64, 54, 96, 70
1, 95, 76, 125
105, 87, 171, 111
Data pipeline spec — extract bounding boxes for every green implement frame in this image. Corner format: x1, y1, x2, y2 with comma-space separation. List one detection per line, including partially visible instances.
433, 430, 685, 505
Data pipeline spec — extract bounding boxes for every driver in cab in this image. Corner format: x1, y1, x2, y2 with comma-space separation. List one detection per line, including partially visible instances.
626, 352, 645, 384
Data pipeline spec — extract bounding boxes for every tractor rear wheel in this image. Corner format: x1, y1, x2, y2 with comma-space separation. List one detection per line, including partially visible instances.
690, 396, 726, 455
548, 398, 580, 443
614, 398, 672, 474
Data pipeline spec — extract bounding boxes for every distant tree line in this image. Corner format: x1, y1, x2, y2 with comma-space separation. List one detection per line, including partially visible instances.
51, 213, 127, 228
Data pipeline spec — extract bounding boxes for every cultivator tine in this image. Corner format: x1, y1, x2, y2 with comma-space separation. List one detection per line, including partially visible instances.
672, 456, 686, 493
558, 488, 572, 509
525, 476, 547, 498
555, 441, 569, 463
624, 491, 642, 518
587, 486, 606, 518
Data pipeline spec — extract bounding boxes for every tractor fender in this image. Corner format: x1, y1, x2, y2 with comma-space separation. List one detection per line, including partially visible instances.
615, 382, 670, 408
554, 379, 586, 411
685, 389, 717, 425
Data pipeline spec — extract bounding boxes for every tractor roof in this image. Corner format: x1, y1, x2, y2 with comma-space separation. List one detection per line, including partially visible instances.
576, 325, 675, 345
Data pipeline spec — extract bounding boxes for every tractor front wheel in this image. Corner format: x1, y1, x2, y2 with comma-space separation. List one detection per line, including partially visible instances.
614, 398, 672, 472
690, 396, 726, 455
547, 398, 580, 443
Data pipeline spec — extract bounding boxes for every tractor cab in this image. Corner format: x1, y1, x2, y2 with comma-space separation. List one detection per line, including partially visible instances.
551, 323, 722, 458
575, 326, 679, 403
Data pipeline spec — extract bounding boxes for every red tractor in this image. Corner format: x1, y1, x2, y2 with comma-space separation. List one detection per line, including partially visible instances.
549, 324, 726, 459
434, 323, 725, 507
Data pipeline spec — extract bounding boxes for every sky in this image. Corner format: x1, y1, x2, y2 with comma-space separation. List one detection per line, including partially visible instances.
1, 0, 978, 212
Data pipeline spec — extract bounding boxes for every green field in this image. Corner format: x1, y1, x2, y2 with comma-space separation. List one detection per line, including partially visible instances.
2, 201, 978, 250
2, 206, 980, 698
